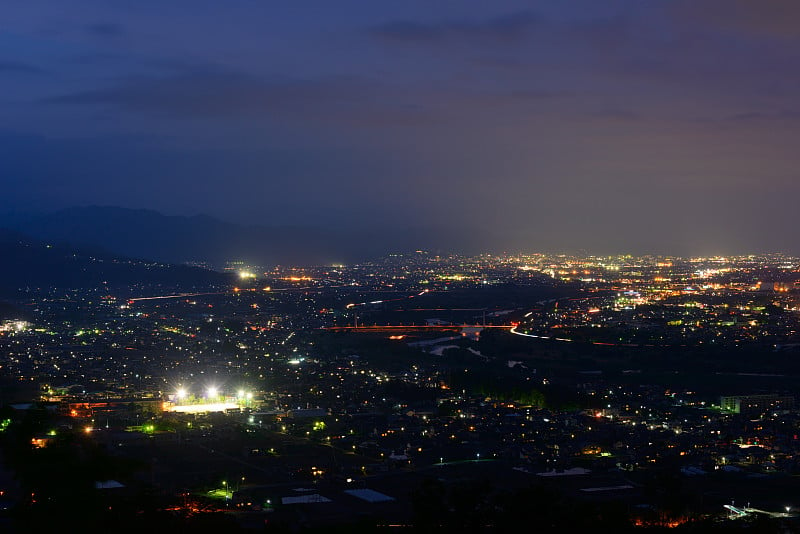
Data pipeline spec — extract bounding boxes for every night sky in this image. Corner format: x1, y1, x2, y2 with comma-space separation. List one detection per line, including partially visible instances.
2, 1, 799, 255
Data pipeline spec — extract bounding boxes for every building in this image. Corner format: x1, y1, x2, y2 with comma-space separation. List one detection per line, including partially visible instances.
720, 394, 794, 416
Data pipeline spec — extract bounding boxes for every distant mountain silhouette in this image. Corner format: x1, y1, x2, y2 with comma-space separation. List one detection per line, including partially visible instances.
0, 206, 487, 266
0, 227, 229, 296
0, 299, 28, 321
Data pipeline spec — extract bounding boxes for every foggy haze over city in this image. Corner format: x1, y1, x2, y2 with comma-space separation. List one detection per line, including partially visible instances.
2, 1, 800, 256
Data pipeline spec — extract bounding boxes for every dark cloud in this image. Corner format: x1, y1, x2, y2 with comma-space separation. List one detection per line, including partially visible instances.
726, 110, 800, 122
670, 0, 800, 40
0, 60, 42, 73
43, 71, 373, 120
505, 89, 571, 100
369, 10, 539, 44
589, 109, 641, 121
85, 22, 124, 37
569, 16, 633, 51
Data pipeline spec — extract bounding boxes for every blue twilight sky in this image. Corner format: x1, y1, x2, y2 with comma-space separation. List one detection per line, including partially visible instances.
1, 1, 800, 254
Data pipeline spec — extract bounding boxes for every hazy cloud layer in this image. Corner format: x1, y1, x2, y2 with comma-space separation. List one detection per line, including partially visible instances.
0, 60, 42, 73
369, 11, 539, 44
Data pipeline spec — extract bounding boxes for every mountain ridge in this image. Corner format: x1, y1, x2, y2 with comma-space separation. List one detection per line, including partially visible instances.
0, 206, 485, 266
0, 227, 230, 297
